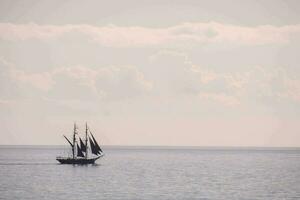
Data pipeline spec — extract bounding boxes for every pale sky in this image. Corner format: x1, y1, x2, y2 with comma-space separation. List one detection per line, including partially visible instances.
0, 0, 300, 146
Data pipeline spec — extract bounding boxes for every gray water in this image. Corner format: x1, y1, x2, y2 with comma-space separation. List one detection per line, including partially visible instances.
0, 146, 299, 200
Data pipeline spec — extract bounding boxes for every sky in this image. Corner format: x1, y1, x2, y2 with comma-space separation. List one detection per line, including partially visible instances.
0, 0, 300, 146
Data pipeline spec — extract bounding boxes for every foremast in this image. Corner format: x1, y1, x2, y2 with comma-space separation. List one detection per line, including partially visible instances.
72, 123, 77, 159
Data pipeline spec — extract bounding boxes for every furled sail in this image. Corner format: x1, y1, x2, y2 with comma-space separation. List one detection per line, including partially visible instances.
90, 131, 103, 154
89, 137, 99, 155
79, 138, 86, 152
77, 144, 85, 157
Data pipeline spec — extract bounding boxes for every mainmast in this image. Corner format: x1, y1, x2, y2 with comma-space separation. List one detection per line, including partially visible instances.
85, 122, 88, 159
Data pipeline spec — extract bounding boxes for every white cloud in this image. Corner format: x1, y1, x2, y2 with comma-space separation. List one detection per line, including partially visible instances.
0, 22, 300, 47
10, 69, 54, 90
198, 92, 240, 106
1, 51, 300, 107
94, 65, 153, 100
50, 65, 152, 100
149, 50, 300, 106
0, 58, 152, 101
0, 57, 55, 91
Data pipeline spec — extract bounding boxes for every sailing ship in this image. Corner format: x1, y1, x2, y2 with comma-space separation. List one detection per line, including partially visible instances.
56, 123, 104, 164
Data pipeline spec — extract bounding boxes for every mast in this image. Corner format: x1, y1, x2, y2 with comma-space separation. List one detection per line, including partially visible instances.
72, 122, 77, 159
85, 122, 88, 159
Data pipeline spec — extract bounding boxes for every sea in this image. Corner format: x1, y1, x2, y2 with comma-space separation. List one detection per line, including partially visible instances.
0, 146, 299, 200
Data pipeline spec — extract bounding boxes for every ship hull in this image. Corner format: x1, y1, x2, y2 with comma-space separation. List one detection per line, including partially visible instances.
56, 155, 103, 164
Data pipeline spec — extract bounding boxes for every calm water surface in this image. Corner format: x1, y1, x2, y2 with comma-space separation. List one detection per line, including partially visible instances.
0, 146, 299, 200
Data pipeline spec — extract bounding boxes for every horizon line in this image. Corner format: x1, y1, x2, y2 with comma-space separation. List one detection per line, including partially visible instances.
0, 144, 299, 149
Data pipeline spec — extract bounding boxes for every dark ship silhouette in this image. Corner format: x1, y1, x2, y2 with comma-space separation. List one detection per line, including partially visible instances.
56, 123, 103, 164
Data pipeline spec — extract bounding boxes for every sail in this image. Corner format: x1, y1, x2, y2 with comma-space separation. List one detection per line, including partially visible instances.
89, 137, 99, 155
79, 138, 86, 152
77, 144, 85, 157
90, 131, 103, 153
63, 135, 73, 147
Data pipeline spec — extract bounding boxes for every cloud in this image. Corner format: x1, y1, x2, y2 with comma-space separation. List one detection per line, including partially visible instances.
94, 66, 153, 100
281, 79, 300, 102
0, 58, 152, 101
0, 57, 54, 91
48, 65, 153, 101
10, 69, 54, 90
0, 22, 300, 47
0, 57, 25, 100
198, 92, 240, 106
149, 50, 300, 106
2, 51, 300, 108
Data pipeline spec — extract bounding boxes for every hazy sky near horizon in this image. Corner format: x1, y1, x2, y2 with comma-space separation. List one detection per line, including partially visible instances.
0, 0, 300, 146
